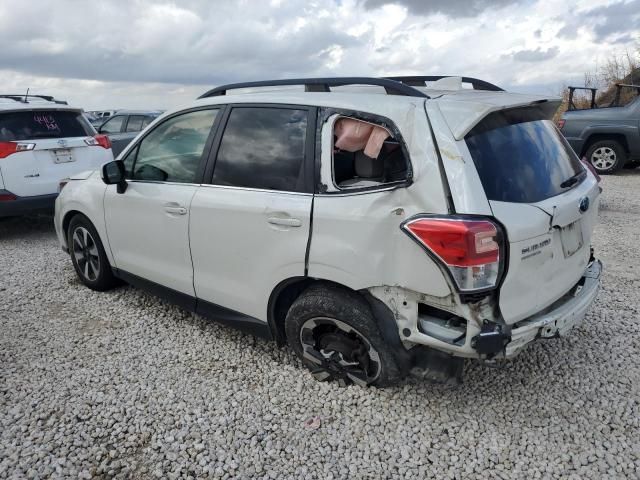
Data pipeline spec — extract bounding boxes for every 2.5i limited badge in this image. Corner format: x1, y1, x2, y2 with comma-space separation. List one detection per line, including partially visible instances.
521, 238, 551, 260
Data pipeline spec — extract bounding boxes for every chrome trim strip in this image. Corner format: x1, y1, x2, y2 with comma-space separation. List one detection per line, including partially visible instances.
197, 183, 313, 196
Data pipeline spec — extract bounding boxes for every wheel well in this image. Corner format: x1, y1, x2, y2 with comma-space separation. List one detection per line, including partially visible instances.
62, 210, 84, 238
582, 133, 629, 157
268, 277, 314, 345
268, 278, 375, 345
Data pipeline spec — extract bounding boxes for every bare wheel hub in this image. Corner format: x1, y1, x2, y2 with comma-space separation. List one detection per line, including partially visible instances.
299, 317, 381, 386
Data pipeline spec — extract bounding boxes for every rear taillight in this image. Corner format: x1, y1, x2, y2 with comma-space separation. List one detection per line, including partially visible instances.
84, 135, 111, 149
557, 119, 565, 130
0, 192, 17, 201
581, 156, 601, 183
402, 217, 502, 292
0, 141, 35, 159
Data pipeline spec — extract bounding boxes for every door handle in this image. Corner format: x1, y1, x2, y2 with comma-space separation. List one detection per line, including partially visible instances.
268, 217, 302, 227
164, 203, 187, 215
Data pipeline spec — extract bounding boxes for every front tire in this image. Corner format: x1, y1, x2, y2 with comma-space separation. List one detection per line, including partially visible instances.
285, 283, 402, 387
585, 140, 626, 174
67, 215, 118, 291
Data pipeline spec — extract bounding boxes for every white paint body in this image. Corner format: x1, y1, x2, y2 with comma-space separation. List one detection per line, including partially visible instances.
54, 86, 602, 360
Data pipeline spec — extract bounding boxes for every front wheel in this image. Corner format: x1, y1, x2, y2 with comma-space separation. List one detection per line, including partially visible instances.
585, 140, 626, 174
285, 283, 402, 387
67, 215, 118, 291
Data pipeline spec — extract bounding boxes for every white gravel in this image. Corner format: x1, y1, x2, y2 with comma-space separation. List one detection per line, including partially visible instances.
1, 172, 639, 479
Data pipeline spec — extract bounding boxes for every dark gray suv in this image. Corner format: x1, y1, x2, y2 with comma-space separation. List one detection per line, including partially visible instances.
97, 110, 162, 157
559, 91, 640, 174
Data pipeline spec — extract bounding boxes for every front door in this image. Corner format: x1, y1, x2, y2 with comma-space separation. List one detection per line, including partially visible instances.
104, 108, 221, 298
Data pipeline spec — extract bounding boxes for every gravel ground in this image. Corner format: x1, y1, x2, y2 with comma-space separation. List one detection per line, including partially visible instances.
1, 172, 639, 479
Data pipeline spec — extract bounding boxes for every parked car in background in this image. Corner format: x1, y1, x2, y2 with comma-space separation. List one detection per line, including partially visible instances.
84, 112, 105, 129
0, 94, 113, 217
55, 76, 601, 387
88, 110, 118, 120
97, 110, 162, 157
558, 84, 640, 174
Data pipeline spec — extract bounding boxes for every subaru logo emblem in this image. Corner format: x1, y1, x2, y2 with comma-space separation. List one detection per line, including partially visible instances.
579, 196, 590, 213
57, 139, 68, 148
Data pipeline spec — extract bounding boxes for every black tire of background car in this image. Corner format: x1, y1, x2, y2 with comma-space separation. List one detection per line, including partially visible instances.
586, 139, 627, 174
67, 214, 119, 291
285, 282, 403, 387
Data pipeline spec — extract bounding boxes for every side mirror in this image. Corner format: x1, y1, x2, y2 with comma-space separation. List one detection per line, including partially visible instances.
102, 160, 128, 194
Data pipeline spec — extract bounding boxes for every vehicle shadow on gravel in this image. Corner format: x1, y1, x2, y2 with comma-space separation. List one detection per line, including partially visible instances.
0, 214, 56, 240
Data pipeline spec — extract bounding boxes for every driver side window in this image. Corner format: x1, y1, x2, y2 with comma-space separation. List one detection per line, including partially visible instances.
128, 109, 219, 184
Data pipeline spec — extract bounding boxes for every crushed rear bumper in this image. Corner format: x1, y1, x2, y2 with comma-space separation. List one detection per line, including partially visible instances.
505, 259, 602, 358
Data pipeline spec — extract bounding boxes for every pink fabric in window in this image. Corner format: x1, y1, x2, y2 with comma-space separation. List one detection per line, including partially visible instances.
334, 118, 390, 158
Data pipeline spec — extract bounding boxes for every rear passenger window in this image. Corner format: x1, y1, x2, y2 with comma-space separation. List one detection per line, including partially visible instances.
212, 107, 308, 192
332, 117, 409, 189
130, 109, 218, 184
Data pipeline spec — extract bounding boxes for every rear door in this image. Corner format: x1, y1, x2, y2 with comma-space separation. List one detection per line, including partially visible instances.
189, 105, 314, 322
461, 107, 600, 323
0, 109, 110, 197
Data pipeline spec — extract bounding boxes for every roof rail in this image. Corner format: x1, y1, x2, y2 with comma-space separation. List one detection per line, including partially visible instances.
385, 76, 504, 92
198, 77, 429, 99
0, 94, 68, 105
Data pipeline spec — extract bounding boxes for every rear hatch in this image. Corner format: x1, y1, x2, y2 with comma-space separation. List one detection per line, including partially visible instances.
463, 105, 600, 324
0, 109, 109, 197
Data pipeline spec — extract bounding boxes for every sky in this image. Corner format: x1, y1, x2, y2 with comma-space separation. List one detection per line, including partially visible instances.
0, 0, 638, 110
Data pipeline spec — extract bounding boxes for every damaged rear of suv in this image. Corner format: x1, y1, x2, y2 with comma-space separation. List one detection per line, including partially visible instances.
55, 76, 601, 387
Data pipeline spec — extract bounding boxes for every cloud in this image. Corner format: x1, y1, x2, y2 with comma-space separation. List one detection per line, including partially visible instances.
557, 0, 640, 42
361, 0, 523, 17
586, 0, 640, 41
0, 0, 363, 86
0, 0, 637, 110
510, 47, 560, 62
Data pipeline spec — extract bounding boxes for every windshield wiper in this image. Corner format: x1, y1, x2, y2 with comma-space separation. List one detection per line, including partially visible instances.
560, 171, 585, 189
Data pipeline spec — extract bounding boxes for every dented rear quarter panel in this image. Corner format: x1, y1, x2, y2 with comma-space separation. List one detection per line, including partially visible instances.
307, 99, 452, 297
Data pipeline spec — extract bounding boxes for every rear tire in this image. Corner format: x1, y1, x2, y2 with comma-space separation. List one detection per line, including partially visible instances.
67, 214, 118, 291
285, 283, 402, 387
585, 140, 626, 174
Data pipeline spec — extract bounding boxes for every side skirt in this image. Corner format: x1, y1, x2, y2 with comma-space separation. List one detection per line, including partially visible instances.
113, 268, 273, 340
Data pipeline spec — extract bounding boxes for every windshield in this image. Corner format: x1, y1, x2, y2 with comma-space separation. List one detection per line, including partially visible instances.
0, 110, 93, 141
465, 107, 584, 203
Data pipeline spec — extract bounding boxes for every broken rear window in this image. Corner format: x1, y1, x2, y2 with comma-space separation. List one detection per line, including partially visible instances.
0, 110, 92, 141
332, 117, 409, 189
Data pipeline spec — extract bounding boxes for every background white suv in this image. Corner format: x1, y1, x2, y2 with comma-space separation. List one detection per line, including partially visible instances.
0, 94, 113, 217
54, 77, 602, 386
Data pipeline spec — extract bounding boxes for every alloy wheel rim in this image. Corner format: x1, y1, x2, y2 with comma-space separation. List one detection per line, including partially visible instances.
72, 227, 100, 281
591, 147, 616, 170
299, 317, 381, 386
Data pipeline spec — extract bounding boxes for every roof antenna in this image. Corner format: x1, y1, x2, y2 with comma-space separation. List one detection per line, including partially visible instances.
24, 88, 30, 103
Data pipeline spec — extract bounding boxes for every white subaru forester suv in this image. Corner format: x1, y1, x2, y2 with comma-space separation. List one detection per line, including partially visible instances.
0, 94, 113, 217
54, 77, 602, 386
